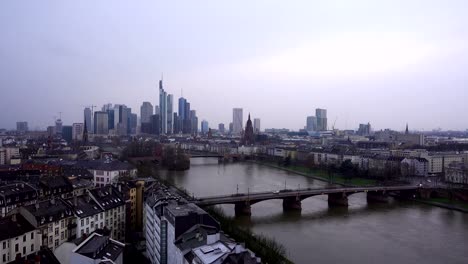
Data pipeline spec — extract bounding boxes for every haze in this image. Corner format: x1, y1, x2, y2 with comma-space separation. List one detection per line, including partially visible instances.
1, 0, 467, 131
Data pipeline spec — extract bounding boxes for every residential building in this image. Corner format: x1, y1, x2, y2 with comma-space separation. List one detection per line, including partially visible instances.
306, 116, 317, 131
64, 195, 104, 239
445, 162, 468, 185
19, 198, 75, 251
0, 183, 38, 217
0, 214, 41, 264
232, 108, 243, 135
401, 157, 429, 177
84, 159, 137, 187
70, 233, 124, 264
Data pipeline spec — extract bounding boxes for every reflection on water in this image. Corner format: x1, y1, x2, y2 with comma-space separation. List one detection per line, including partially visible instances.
160, 158, 468, 264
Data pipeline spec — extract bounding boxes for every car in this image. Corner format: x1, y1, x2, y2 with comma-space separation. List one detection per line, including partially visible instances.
273, 190, 280, 194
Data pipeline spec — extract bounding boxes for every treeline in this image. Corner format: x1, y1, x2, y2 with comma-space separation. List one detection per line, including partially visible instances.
206, 207, 292, 264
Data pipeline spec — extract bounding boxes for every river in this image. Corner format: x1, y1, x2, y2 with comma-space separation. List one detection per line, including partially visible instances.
160, 158, 468, 264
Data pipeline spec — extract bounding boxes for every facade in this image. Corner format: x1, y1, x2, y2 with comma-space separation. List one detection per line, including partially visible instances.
445, 162, 468, 185
0, 183, 38, 217
86, 160, 137, 187
141, 102, 153, 124
16, 122, 28, 133
70, 233, 124, 264
306, 116, 317, 131
72, 123, 84, 141
316, 108, 327, 131
0, 214, 41, 264
401, 157, 429, 177
253, 118, 261, 133
84, 108, 93, 134
94, 111, 109, 135
64, 195, 104, 239
232, 108, 243, 135
159, 80, 167, 134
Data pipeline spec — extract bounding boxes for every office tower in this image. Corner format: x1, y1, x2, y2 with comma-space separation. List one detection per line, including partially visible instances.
167, 94, 173, 134
173, 113, 179, 134
190, 110, 197, 135
55, 118, 63, 136
159, 79, 167, 134
201, 120, 209, 134
150, 114, 160, 135
178, 97, 187, 133
155, 105, 160, 115
107, 108, 114, 130
316, 108, 327, 131
62, 126, 72, 142
102, 103, 113, 112
253, 118, 261, 133
84, 107, 92, 134
232, 108, 243, 135
229, 122, 233, 133
129, 113, 137, 134
72, 123, 84, 141
140, 102, 153, 124
126, 107, 133, 135
306, 116, 317, 131
94, 111, 109, 135
218, 123, 225, 134
16, 122, 28, 133
358, 123, 371, 136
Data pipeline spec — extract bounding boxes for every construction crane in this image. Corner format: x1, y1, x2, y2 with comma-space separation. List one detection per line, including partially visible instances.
332, 117, 338, 130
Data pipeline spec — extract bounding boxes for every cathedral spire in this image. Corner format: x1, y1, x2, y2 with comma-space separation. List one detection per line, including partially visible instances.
405, 123, 409, 134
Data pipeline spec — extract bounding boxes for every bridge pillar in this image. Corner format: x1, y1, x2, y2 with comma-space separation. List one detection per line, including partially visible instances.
366, 191, 389, 203
282, 197, 302, 211
235, 201, 251, 216
418, 189, 432, 199
328, 193, 348, 207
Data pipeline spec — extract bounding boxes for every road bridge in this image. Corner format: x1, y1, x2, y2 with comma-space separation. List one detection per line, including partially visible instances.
194, 185, 429, 215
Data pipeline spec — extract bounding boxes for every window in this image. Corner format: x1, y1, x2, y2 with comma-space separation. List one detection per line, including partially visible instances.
23, 235, 26, 242
80, 219, 84, 226
48, 225, 52, 232
54, 228, 58, 236
86, 227, 89, 234
15, 244, 18, 252
23, 246, 25, 255
30, 232, 34, 240
31, 244, 34, 252
61, 220, 64, 228
61, 231, 64, 240
2, 242, 5, 249
86, 218, 89, 225
2, 254, 5, 262
54, 239, 59, 247
49, 236, 52, 244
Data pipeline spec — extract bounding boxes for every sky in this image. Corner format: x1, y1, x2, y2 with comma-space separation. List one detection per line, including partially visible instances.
1, 0, 467, 131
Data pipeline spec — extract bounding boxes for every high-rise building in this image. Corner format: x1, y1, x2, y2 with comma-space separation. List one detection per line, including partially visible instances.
190, 110, 197, 135
201, 120, 209, 134
72, 123, 84, 141
16, 122, 28, 133
167, 94, 173, 134
55, 118, 63, 136
129, 113, 137, 134
62, 126, 72, 142
84, 107, 92, 134
173, 113, 179, 134
94, 111, 109, 135
159, 79, 167, 134
229, 122, 233, 133
316, 108, 327, 131
150, 114, 160, 135
178, 97, 186, 120
253, 118, 261, 133
218, 123, 225, 134
358, 123, 371, 136
306, 116, 317, 131
232, 108, 243, 135
140, 102, 153, 124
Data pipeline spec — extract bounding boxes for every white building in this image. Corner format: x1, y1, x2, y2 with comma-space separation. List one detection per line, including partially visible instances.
72, 123, 84, 141
86, 159, 137, 187
64, 195, 105, 239
232, 108, 243, 135
71, 233, 124, 264
0, 214, 41, 264
401, 157, 429, 177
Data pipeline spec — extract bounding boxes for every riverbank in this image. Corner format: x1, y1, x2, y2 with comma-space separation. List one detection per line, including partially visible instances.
250, 160, 377, 186
411, 197, 468, 213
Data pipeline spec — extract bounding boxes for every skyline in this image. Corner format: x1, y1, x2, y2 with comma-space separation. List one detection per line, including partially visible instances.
1, 1, 468, 131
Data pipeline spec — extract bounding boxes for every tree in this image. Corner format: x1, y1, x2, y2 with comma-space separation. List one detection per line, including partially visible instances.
283, 155, 291, 167
339, 159, 356, 183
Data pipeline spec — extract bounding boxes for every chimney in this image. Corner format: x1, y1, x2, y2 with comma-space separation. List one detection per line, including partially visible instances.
85, 193, 90, 203
73, 196, 78, 206
118, 184, 121, 192
50, 198, 55, 205
11, 214, 16, 222
109, 186, 112, 195
35, 203, 39, 211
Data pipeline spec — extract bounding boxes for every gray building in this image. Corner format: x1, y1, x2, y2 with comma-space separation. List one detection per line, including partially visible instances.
232, 108, 243, 135
159, 79, 167, 134
140, 102, 153, 124
201, 120, 209, 134
84, 107, 92, 134
316, 108, 327, 131
16, 121, 28, 133
167, 94, 173, 134
253, 118, 261, 133
94, 111, 109, 135
306, 116, 317, 131
218, 123, 225, 134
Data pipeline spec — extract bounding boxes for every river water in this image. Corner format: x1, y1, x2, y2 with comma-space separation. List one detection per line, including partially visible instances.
160, 158, 468, 264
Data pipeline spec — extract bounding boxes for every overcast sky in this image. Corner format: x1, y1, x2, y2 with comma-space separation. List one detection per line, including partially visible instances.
1, 0, 467, 131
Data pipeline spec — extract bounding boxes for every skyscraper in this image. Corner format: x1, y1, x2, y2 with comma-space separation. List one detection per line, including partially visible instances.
232, 108, 243, 135
94, 111, 109, 135
253, 118, 261, 133
190, 110, 197, 135
140, 102, 153, 124
218, 123, 225, 134
201, 120, 209, 134
316, 108, 327, 131
167, 94, 173, 134
306, 116, 317, 131
84, 107, 92, 134
159, 79, 167, 134
62, 126, 72, 142
55, 118, 63, 136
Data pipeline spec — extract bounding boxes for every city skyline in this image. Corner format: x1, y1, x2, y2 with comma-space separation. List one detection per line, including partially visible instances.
1, 1, 468, 131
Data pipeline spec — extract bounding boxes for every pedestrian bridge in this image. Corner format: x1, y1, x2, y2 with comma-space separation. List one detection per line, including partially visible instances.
194, 185, 428, 215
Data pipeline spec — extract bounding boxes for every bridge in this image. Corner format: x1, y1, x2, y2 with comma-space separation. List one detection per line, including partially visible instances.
194, 185, 429, 215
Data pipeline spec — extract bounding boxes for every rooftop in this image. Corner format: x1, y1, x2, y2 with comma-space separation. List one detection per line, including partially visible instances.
0, 214, 35, 241
74, 233, 124, 261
